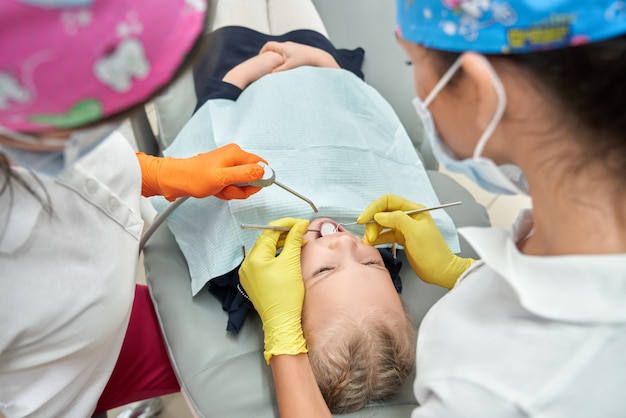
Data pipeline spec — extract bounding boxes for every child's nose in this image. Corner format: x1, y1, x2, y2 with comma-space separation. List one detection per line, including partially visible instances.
327, 233, 360, 250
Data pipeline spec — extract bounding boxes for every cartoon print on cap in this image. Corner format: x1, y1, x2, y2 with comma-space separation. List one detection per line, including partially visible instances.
1, 0, 207, 132
438, 0, 517, 41
0, 72, 31, 110
505, 12, 576, 52
186, 0, 207, 12
396, 0, 626, 55
606, 0, 626, 21
93, 38, 150, 93
60, 9, 92, 36
93, 9, 150, 94
30, 99, 103, 128
116, 10, 143, 38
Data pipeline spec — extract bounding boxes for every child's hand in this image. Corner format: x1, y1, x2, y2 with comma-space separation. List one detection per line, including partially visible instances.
259, 41, 339, 73
222, 51, 284, 89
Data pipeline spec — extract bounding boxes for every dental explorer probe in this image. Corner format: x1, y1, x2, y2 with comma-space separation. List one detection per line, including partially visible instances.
334, 201, 463, 229
240, 224, 321, 233
241, 162, 318, 213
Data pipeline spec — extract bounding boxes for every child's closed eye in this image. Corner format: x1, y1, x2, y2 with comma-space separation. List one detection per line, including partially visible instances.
314, 266, 334, 275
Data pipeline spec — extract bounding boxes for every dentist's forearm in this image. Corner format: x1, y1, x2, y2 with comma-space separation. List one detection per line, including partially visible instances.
270, 354, 332, 418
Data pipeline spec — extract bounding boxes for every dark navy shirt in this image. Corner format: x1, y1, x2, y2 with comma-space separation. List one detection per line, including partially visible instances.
193, 26, 365, 109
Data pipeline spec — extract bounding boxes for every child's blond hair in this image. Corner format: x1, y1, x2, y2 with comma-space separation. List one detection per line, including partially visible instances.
305, 307, 416, 414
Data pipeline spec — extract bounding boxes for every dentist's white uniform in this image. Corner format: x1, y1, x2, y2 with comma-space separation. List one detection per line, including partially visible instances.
413, 210, 626, 418
0, 133, 142, 417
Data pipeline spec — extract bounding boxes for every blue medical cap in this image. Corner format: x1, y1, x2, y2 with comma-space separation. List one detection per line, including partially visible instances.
396, 0, 626, 53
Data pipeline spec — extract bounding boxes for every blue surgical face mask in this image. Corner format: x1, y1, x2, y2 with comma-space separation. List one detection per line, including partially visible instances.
412, 55, 529, 196
0, 123, 119, 178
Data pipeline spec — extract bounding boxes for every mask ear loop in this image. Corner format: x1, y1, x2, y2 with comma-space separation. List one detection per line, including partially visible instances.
470, 55, 507, 159
423, 56, 463, 107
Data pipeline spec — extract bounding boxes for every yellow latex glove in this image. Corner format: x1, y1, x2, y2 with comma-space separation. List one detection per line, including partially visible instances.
358, 194, 475, 290
239, 218, 310, 364
137, 143, 266, 201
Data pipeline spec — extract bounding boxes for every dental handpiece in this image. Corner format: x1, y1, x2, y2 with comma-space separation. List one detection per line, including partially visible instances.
139, 162, 319, 252
237, 161, 276, 187
140, 163, 278, 252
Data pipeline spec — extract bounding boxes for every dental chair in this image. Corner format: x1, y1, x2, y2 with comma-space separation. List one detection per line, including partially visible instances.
131, 1, 491, 417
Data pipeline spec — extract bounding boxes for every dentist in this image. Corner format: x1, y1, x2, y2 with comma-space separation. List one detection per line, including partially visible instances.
0, 1, 266, 417
239, 1, 626, 417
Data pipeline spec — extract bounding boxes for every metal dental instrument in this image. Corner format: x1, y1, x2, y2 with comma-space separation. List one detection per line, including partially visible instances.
241, 201, 464, 238
334, 201, 463, 230
273, 181, 318, 213
240, 163, 318, 213
241, 223, 321, 233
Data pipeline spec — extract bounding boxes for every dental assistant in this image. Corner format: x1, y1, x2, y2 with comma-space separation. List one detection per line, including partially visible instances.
238, 1, 626, 417
0, 1, 266, 417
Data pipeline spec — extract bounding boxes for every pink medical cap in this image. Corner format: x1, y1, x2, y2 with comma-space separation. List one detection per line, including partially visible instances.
0, 0, 207, 133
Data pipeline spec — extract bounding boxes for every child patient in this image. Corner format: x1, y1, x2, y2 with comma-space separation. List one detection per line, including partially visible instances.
299, 217, 416, 414
204, 33, 417, 411
154, 23, 448, 415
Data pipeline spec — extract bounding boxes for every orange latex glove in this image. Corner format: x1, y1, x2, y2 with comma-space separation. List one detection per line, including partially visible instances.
137, 144, 266, 201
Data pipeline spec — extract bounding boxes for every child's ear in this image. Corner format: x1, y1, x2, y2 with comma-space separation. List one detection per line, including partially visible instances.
459, 52, 503, 132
